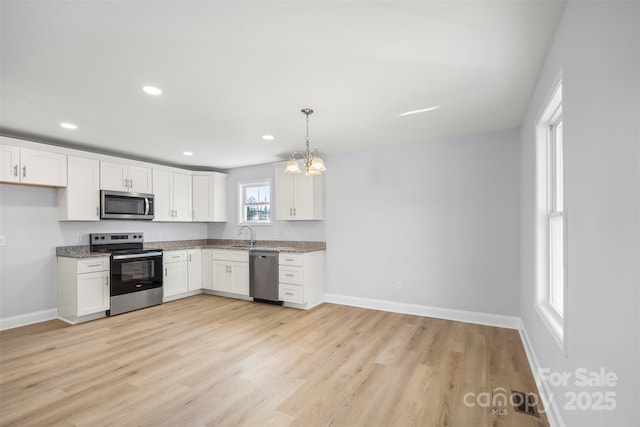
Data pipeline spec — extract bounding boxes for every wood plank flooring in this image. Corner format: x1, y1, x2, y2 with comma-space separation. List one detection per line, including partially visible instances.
0, 295, 548, 426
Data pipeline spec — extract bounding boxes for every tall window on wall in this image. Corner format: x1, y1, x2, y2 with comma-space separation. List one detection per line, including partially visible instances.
238, 180, 271, 224
535, 79, 566, 350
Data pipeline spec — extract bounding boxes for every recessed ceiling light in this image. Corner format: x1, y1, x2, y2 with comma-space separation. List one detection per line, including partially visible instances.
397, 106, 441, 117
262, 135, 275, 141
183, 151, 193, 156
60, 122, 78, 130
142, 85, 162, 96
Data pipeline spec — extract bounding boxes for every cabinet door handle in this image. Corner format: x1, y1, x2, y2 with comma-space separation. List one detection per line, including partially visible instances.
105, 277, 109, 287
229, 265, 232, 274
293, 208, 296, 216
285, 292, 294, 296
123, 178, 128, 188
13, 165, 17, 177
286, 274, 294, 277
189, 254, 192, 262
172, 255, 181, 259
96, 206, 99, 217
22, 166, 26, 178
87, 263, 102, 268
129, 179, 133, 189
165, 267, 168, 276
285, 258, 294, 262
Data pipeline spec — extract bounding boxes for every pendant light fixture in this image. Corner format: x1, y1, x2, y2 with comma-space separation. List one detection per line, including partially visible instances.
284, 108, 327, 176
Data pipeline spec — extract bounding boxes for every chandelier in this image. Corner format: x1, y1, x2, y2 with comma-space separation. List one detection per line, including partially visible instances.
284, 108, 327, 176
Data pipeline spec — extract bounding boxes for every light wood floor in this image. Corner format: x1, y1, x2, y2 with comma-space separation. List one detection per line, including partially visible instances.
0, 295, 548, 427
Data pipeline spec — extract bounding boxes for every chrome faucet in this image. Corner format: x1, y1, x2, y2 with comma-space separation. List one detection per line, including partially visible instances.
238, 225, 256, 246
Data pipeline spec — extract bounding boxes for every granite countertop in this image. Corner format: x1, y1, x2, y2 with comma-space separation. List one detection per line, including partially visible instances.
56, 239, 326, 258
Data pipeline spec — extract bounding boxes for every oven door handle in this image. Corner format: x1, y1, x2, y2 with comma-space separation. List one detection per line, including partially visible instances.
112, 251, 163, 260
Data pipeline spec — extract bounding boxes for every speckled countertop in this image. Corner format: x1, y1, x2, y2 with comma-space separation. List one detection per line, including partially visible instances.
56, 239, 326, 258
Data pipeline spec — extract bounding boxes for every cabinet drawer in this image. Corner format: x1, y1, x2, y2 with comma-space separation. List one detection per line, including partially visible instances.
279, 253, 304, 267
164, 250, 188, 263
77, 257, 109, 274
279, 265, 303, 285
279, 284, 304, 304
228, 250, 249, 263
210, 250, 229, 261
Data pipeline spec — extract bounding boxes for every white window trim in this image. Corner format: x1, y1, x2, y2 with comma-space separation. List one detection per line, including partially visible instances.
237, 179, 272, 225
534, 77, 568, 355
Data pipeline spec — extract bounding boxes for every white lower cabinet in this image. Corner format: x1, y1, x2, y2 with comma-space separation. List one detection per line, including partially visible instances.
202, 249, 212, 290
278, 251, 325, 309
210, 250, 250, 296
163, 250, 189, 298
58, 256, 110, 324
187, 249, 202, 291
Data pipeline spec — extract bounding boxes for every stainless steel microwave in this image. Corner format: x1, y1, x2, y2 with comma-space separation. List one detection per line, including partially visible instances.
101, 190, 154, 220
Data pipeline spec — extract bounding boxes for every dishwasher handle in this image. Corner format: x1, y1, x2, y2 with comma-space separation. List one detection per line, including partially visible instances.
250, 250, 278, 258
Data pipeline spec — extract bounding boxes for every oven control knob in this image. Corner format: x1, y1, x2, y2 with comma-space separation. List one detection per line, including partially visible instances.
100, 236, 105, 240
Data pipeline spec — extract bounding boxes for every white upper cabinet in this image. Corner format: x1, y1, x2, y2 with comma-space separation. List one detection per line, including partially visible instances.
100, 161, 152, 193
0, 145, 19, 183
192, 172, 227, 222
58, 156, 100, 221
274, 164, 324, 220
153, 169, 192, 222
0, 144, 67, 187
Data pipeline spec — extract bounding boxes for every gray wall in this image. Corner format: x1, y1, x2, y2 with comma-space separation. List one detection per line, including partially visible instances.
0, 184, 208, 318
324, 129, 521, 315
519, 2, 640, 426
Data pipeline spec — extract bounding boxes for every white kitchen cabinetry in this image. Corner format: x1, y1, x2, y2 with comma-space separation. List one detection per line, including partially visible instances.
187, 249, 202, 291
201, 249, 212, 290
100, 161, 152, 193
58, 155, 100, 221
0, 145, 67, 187
274, 164, 324, 220
279, 251, 325, 309
192, 172, 227, 222
210, 250, 249, 296
163, 250, 189, 298
153, 169, 192, 222
58, 256, 110, 324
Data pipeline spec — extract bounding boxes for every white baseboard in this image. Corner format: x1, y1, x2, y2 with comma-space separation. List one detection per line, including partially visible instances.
518, 320, 565, 427
324, 293, 520, 330
0, 308, 58, 331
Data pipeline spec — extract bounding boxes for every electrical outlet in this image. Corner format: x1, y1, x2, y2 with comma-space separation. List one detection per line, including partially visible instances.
395, 281, 403, 292
76, 234, 83, 244
0, 236, 5, 246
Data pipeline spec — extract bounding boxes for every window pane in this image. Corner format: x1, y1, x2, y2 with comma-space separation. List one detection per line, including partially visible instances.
245, 186, 259, 204
239, 181, 271, 224
258, 186, 270, 203
549, 215, 564, 315
554, 121, 563, 212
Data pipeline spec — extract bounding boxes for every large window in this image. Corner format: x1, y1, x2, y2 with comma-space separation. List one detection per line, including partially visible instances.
535, 80, 566, 349
238, 180, 271, 224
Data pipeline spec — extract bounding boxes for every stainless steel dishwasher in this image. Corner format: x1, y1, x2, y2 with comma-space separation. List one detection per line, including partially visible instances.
249, 250, 282, 304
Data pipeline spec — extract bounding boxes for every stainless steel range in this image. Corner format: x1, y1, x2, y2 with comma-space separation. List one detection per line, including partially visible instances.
90, 232, 163, 316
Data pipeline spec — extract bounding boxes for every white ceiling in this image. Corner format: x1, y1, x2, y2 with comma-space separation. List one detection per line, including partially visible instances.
0, 1, 565, 170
